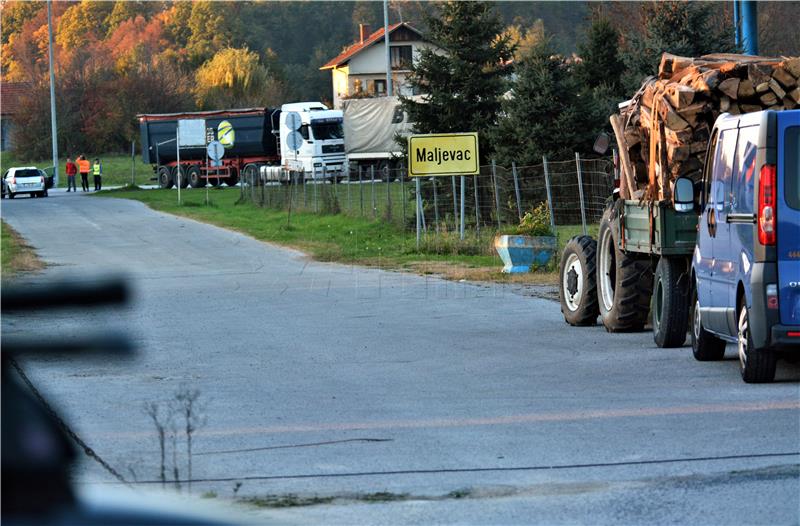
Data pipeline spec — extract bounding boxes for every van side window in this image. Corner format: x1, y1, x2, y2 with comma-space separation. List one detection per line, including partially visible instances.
732, 126, 759, 214
787, 126, 800, 211
711, 129, 737, 212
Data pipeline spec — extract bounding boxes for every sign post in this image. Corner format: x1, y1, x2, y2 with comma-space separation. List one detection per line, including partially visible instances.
407, 133, 479, 246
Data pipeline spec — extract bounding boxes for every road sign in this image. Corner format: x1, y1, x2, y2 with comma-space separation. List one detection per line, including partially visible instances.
207, 140, 225, 161
285, 112, 302, 132
286, 130, 303, 152
407, 133, 479, 177
178, 119, 206, 147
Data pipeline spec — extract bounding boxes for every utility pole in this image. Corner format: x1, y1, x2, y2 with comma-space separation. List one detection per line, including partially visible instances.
47, 0, 59, 185
383, 0, 392, 96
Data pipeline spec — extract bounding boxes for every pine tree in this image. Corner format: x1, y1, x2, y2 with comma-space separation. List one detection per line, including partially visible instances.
574, 18, 623, 94
621, 1, 734, 93
400, 1, 514, 162
494, 39, 594, 167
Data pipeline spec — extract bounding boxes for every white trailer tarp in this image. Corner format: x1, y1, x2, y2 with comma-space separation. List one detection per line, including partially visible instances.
342, 96, 420, 157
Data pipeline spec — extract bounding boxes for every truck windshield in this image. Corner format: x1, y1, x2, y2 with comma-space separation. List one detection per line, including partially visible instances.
311, 120, 343, 140
786, 126, 799, 210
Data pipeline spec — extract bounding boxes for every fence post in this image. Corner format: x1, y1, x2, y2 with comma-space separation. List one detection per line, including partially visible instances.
473, 174, 480, 235
542, 156, 556, 234
575, 152, 587, 236
370, 166, 376, 218
460, 175, 466, 240
385, 166, 391, 221
415, 177, 421, 249
451, 175, 458, 230
400, 164, 406, 229
432, 177, 439, 232
347, 166, 351, 213
512, 161, 522, 220
491, 160, 501, 230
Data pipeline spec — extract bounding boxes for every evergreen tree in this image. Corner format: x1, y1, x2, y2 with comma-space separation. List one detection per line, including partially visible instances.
493, 39, 594, 166
400, 1, 514, 162
574, 17, 623, 94
621, 1, 734, 92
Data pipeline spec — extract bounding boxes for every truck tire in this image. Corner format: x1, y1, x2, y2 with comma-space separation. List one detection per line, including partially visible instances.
737, 303, 777, 383
187, 166, 205, 188
652, 257, 689, 348
690, 287, 726, 361
174, 166, 189, 189
158, 167, 174, 189
597, 204, 653, 332
559, 235, 599, 326
243, 164, 260, 187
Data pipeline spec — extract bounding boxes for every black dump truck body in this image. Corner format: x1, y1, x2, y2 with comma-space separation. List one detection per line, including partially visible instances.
138, 108, 280, 165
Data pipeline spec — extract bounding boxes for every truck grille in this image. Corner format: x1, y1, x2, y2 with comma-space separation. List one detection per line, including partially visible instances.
322, 144, 344, 154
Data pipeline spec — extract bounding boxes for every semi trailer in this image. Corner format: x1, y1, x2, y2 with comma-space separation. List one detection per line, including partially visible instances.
138, 103, 345, 188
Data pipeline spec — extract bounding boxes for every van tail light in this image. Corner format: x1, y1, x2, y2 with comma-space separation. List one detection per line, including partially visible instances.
757, 164, 777, 246
10, 177, 15, 185
40, 176, 45, 184
766, 284, 779, 309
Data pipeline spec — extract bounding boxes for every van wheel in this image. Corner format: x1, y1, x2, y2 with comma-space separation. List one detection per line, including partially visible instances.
158, 167, 174, 189
559, 235, 599, 326
690, 288, 726, 361
738, 304, 777, 383
597, 204, 653, 332
652, 257, 689, 347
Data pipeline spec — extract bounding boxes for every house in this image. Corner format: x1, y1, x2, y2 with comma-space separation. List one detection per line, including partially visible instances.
0, 82, 30, 152
320, 22, 440, 108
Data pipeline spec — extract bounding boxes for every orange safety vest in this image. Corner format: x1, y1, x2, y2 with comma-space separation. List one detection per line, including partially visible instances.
78, 160, 90, 173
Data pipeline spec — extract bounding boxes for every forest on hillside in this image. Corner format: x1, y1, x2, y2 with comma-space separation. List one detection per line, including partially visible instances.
1, 1, 798, 160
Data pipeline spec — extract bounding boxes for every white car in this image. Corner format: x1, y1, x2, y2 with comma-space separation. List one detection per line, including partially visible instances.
2, 167, 48, 199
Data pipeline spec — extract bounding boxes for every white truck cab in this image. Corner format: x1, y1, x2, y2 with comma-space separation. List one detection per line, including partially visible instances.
278, 102, 345, 179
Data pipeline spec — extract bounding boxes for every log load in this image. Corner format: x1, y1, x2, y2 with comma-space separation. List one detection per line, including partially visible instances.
613, 53, 800, 201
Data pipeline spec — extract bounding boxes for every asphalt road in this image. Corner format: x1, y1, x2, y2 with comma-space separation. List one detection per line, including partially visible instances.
3, 189, 799, 525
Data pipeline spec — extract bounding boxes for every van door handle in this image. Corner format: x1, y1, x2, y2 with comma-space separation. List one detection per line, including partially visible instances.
708, 209, 717, 237
726, 213, 755, 224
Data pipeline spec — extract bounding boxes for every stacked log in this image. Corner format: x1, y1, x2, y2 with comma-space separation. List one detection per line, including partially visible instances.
614, 53, 800, 201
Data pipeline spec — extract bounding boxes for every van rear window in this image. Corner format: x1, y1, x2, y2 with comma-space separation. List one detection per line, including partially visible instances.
787, 126, 800, 210
14, 169, 40, 178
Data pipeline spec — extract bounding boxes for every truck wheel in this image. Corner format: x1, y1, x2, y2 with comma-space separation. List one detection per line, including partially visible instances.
158, 167, 174, 189
174, 166, 189, 189
559, 235, 599, 326
243, 164, 260, 186
652, 257, 689, 347
188, 166, 204, 188
226, 169, 239, 188
690, 287, 726, 361
737, 303, 777, 383
597, 205, 653, 332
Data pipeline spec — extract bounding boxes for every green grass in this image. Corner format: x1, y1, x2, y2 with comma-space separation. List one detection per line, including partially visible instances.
1, 151, 154, 188
1, 221, 43, 276
99, 186, 598, 284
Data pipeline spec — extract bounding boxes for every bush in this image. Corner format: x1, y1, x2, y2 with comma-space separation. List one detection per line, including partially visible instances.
514, 202, 553, 237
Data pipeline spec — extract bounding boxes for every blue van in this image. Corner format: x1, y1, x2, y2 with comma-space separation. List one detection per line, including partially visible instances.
691, 109, 800, 382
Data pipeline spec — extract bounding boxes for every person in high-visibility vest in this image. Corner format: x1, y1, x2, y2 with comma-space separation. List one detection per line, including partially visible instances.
78, 155, 90, 192
92, 158, 103, 191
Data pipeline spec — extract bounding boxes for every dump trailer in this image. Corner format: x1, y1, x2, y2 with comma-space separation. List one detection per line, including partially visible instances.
558, 53, 800, 347
138, 103, 345, 188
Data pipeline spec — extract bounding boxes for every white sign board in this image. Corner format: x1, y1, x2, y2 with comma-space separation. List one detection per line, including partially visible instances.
178, 119, 206, 147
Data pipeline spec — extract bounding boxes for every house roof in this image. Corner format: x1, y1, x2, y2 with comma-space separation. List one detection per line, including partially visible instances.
1, 82, 32, 116
320, 22, 425, 70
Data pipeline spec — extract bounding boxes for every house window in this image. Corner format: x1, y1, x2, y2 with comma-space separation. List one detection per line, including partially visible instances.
353, 79, 363, 93
390, 45, 412, 69
374, 79, 386, 94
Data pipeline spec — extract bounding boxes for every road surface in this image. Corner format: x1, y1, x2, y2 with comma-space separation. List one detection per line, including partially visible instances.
3, 189, 799, 524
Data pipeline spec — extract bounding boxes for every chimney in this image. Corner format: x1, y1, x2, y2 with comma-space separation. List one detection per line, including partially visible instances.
359, 24, 371, 44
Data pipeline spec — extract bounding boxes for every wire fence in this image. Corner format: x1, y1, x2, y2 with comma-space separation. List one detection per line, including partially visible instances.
236, 155, 615, 242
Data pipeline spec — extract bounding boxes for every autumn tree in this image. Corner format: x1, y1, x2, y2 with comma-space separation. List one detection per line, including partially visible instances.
194, 48, 287, 110
186, 1, 243, 67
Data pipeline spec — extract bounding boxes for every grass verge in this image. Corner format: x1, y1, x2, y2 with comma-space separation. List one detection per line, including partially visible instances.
99, 187, 597, 285
2, 221, 44, 276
